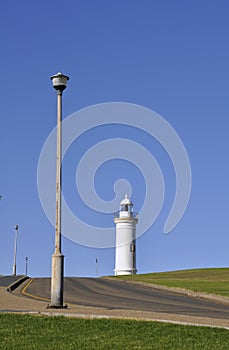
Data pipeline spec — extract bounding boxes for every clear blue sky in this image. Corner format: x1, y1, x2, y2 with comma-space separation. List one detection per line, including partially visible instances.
1, 1, 229, 277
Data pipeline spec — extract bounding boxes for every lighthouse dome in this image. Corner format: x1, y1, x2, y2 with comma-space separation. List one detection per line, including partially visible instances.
120, 194, 133, 206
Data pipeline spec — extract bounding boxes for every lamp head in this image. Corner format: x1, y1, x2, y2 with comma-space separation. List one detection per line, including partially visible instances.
51, 72, 69, 92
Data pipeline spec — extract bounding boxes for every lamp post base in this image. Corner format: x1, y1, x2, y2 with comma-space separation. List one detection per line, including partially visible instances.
50, 252, 65, 308
47, 304, 68, 309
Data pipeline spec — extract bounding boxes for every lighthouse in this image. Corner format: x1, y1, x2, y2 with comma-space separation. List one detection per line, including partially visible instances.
114, 195, 138, 276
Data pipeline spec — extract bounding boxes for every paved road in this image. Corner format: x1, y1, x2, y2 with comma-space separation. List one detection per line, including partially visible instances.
24, 277, 229, 320
0, 275, 25, 287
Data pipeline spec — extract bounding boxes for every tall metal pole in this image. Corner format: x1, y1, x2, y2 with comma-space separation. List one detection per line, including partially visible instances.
13, 225, 19, 276
96, 258, 98, 277
25, 257, 28, 276
50, 72, 69, 308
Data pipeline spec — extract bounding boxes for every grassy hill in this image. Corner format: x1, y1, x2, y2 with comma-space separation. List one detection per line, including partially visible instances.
115, 268, 229, 297
1, 314, 229, 349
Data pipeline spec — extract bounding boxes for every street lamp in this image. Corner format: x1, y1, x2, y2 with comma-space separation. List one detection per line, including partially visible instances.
25, 257, 28, 276
13, 225, 19, 276
96, 258, 99, 277
50, 72, 69, 308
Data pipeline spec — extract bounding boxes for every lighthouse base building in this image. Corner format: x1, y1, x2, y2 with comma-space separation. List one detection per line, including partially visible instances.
114, 195, 138, 276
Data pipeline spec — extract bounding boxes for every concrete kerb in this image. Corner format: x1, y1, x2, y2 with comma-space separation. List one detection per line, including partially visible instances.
7, 276, 30, 292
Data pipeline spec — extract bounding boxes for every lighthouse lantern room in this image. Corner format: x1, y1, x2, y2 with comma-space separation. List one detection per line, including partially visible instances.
114, 195, 138, 276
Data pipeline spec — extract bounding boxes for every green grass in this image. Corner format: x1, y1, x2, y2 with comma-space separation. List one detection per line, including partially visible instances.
115, 268, 229, 297
0, 314, 228, 349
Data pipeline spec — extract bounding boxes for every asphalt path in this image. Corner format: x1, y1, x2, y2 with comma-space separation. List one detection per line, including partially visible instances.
0, 276, 25, 287
23, 277, 229, 320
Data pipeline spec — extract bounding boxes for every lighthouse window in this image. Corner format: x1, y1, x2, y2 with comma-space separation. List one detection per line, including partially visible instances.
124, 205, 128, 211
130, 244, 135, 252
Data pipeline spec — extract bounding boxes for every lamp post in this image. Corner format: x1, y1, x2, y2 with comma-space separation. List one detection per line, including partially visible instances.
13, 225, 19, 276
50, 72, 69, 308
96, 258, 99, 277
25, 257, 28, 276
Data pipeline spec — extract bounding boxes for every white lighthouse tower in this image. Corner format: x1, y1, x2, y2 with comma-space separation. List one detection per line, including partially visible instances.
114, 195, 138, 276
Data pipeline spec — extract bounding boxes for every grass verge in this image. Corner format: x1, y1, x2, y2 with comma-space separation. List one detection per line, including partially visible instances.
0, 314, 229, 349
115, 268, 229, 297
